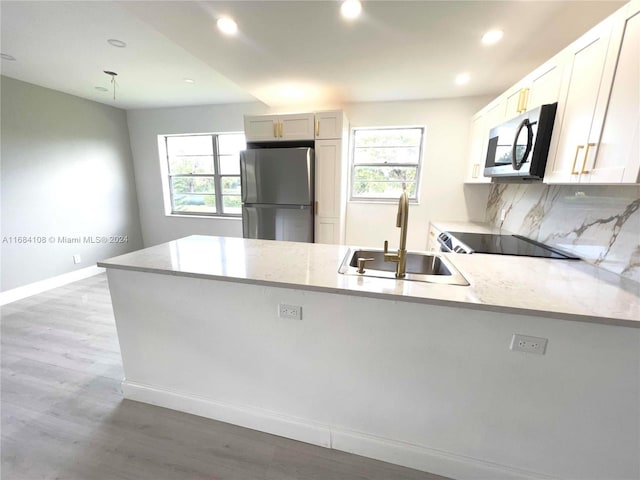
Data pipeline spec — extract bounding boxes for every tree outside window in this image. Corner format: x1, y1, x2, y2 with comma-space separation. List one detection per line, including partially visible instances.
164, 133, 245, 216
350, 127, 424, 200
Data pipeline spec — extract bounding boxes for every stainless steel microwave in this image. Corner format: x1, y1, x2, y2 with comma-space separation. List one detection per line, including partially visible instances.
484, 102, 557, 180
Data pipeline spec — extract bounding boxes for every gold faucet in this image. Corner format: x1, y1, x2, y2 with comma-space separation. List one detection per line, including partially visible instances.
383, 190, 409, 278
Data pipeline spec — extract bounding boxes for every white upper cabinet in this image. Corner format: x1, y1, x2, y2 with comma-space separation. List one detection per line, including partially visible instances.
465, 98, 505, 183
503, 55, 564, 120
244, 115, 281, 142
588, 2, 640, 183
244, 113, 315, 142
314, 110, 347, 140
544, 16, 616, 184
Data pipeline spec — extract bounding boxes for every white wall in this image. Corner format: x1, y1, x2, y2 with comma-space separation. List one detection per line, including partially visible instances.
343, 97, 493, 249
0, 77, 143, 291
127, 96, 492, 249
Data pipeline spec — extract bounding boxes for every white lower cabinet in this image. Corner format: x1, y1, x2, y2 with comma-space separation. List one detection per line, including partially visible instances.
427, 222, 442, 252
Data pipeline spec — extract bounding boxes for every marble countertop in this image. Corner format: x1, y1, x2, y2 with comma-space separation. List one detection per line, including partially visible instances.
98, 235, 640, 328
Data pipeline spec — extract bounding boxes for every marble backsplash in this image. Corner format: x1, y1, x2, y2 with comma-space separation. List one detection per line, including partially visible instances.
486, 184, 640, 283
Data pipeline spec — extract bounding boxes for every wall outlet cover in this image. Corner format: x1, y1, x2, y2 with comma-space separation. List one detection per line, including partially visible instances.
73, 254, 82, 264
510, 334, 548, 355
278, 304, 302, 320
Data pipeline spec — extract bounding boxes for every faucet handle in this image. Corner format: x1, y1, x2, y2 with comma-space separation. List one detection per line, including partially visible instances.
384, 240, 389, 253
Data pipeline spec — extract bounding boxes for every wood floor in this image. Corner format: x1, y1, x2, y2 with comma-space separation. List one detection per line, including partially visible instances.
1, 274, 451, 480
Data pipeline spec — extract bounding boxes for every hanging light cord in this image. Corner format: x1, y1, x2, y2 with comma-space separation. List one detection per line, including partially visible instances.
103, 70, 118, 100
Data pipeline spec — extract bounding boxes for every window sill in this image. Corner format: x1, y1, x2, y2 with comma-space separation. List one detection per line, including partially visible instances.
165, 213, 242, 220
348, 199, 420, 205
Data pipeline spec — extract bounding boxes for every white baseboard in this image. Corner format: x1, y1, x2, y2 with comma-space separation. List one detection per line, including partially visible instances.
122, 380, 556, 480
0, 265, 105, 306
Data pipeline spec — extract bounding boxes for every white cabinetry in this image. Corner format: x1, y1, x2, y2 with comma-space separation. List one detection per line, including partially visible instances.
315, 112, 349, 244
545, 16, 616, 183
244, 113, 315, 142
314, 110, 346, 140
242, 110, 349, 245
465, 99, 505, 183
427, 222, 443, 252
503, 55, 564, 120
589, 2, 640, 183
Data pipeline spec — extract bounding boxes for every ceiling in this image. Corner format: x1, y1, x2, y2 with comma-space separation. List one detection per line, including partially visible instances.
0, 0, 626, 110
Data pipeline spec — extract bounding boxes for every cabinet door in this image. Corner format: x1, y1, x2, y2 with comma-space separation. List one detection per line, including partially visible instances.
315, 139, 341, 219
315, 218, 338, 245
465, 113, 490, 183
244, 115, 279, 142
545, 18, 614, 184
504, 85, 525, 120
588, 6, 640, 183
314, 111, 344, 139
280, 113, 315, 140
427, 223, 443, 252
465, 99, 504, 183
527, 57, 564, 110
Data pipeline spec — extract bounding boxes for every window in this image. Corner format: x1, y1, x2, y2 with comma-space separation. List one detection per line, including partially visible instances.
163, 133, 246, 216
350, 127, 424, 201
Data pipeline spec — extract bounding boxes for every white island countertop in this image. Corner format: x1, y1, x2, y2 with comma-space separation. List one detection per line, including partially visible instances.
98, 235, 640, 328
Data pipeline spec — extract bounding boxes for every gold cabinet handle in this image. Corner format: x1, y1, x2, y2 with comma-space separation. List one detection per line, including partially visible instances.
279, 121, 283, 138
521, 87, 530, 113
315, 119, 320, 137
571, 145, 585, 175
516, 90, 524, 113
581, 143, 596, 174
273, 121, 278, 138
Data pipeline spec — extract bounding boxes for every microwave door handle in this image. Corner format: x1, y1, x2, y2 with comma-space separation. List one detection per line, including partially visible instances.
511, 118, 534, 171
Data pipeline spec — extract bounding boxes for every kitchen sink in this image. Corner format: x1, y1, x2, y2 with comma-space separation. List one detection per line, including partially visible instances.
338, 248, 469, 286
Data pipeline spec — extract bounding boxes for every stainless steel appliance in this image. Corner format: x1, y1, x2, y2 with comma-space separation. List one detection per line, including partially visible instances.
437, 231, 579, 259
240, 147, 314, 242
484, 103, 557, 181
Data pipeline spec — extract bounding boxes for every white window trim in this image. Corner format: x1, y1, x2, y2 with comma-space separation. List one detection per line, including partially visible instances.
158, 132, 245, 218
348, 125, 425, 204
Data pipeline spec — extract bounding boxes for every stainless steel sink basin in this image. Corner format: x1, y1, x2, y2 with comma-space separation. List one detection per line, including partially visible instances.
338, 248, 469, 286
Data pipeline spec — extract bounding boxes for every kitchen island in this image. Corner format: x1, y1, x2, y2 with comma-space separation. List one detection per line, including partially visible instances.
99, 236, 640, 480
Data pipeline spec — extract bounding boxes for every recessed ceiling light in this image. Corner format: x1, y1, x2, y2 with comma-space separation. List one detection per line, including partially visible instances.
217, 16, 238, 35
340, 0, 362, 20
183, 78, 195, 84
107, 38, 127, 48
482, 29, 504, 45
1, 53, 16, 61
95, 86, 108, 92
455, 73, 470, 85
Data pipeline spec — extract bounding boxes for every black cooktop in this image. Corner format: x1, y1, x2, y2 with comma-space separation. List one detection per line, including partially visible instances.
445, 231, 580, 259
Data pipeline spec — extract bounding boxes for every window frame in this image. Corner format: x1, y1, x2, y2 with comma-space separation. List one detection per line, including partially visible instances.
161, 132, 245, 218
348, 126, 425, 203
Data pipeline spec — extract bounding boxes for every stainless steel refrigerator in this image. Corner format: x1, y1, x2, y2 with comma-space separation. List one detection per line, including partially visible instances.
240, 147, 314, 242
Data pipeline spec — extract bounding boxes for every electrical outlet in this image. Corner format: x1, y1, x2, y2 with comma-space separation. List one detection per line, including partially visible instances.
73, 254, 82, 264
278, 304, 302, 320
510, 334, 548, 355
500, 208, 507, 221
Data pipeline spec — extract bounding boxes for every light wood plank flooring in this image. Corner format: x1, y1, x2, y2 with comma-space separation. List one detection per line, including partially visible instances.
1, 274, 451, 480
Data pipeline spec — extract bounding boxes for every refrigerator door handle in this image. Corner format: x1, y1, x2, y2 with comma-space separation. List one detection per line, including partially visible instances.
240, 154, 248, 203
